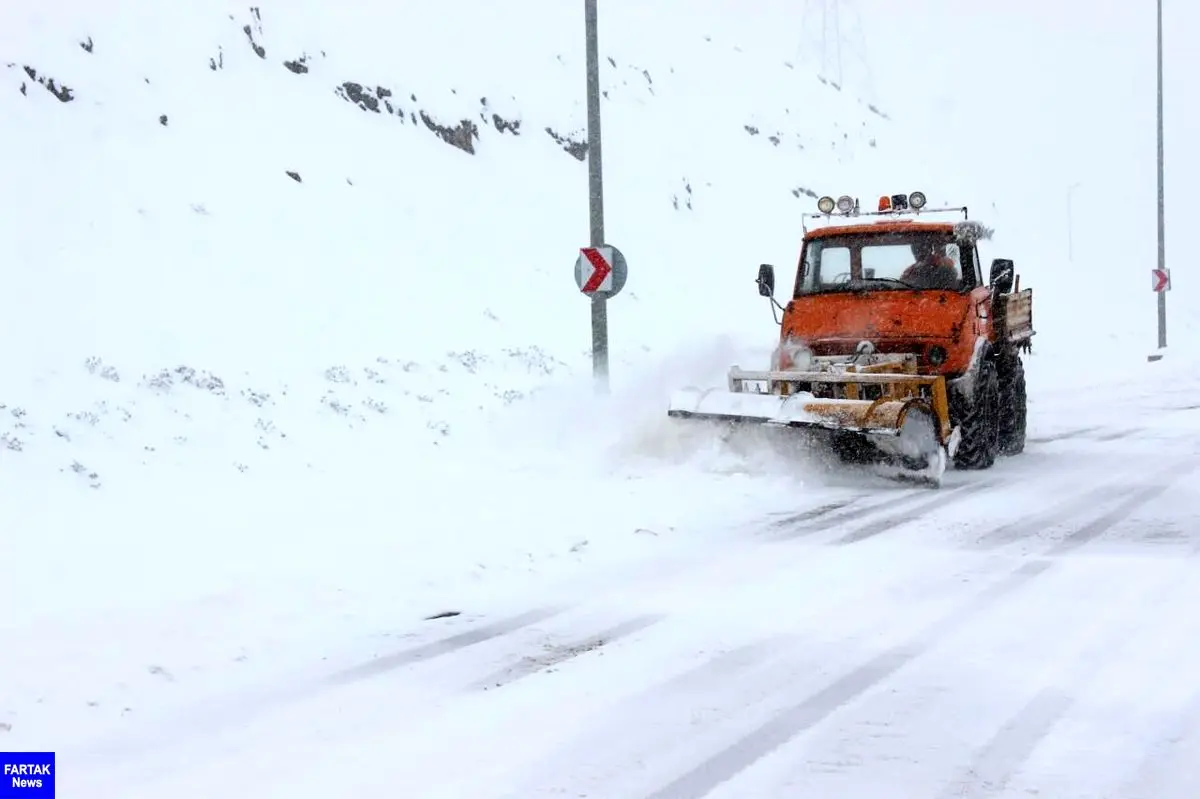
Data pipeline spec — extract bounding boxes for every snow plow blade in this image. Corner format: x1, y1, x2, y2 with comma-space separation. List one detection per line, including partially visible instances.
666, 366, 956, 485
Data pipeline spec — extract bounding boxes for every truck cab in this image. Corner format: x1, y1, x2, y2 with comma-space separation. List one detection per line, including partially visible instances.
781, 219, 995, 377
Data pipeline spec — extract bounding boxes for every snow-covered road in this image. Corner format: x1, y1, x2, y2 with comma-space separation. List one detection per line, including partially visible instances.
62, 379, 1200, 799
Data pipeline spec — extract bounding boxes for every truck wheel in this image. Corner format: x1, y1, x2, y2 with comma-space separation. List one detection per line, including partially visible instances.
998, 356, 1027, 455
951, 359, 1000, 470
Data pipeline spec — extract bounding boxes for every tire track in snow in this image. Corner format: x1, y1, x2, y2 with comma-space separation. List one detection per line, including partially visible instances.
641, 561, 1054, 799
771, 486, 954, 541
1025, 426, 1104, 445
613, 490, 957, 616
1091, 427, 1142, 443
1162, 402, 1200, 412
770, 443, 1138, 550
643, 473, 1199, 799
1118, 675, 1200, 798
971, 458, 1197, 552
776, 468, 1071, 550
646, 636, 797, 694
500, 547, 1026, 798
931, 563, 1183, 798
830, 479, 1000, 545
768, 495, 869, 528
470, 614, 664, 691
970, 481, 1144, 550
71, 604, 575, 791
933, 690, 1073, 798
1046, 478, 1190, 555
1010, 568, 1200, 799
327, 604, 571, 685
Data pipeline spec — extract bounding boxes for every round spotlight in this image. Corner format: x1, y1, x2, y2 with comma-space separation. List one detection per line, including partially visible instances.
909, 191, 927, 210
817, 196, 836, 214
836, 195, 855, 213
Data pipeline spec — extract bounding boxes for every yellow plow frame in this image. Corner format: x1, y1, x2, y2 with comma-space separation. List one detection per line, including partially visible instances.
667, 354, 957, 481
723, 357, 952, 444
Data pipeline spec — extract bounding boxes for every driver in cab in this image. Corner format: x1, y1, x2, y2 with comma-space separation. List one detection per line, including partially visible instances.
901, 241, 959, 290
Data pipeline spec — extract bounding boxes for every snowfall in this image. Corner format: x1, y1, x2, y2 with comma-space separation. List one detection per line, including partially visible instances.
2, 0, 1200, 796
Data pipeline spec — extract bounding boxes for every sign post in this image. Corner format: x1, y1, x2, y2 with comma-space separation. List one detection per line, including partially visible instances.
584, 0, 609, 391
1150, 0, 1168, 363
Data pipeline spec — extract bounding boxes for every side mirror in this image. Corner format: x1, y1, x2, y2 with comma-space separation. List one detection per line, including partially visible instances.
990, 258, 1014, 294
757, 263, 776, 298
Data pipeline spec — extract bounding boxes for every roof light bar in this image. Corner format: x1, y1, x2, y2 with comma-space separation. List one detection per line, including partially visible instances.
809, 191, 945, 229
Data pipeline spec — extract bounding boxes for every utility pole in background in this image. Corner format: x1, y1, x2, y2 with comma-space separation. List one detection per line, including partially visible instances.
1150, 0, 1168, 361
796, 0, 877, 103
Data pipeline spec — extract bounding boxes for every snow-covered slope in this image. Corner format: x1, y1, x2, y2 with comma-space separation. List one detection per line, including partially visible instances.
0, 0, 920, 476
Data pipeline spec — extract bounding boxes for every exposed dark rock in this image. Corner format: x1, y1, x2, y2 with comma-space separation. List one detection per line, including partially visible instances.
337, 82, 377, 112
159, 114, 168, 126
80, 37, 93, 54
673, 179, 693, 210
479, 97, 520, 135
243, 25, 265, 59
791, 186, 818, 199
283, 55, 309, 74
209, 47, 224, 71
243, 7, 265, 59
419, 111, 478, 155
545, 127, 586, 161
19, 66, 73, 102
492, 113, 519, 135
286, 170, 301, 183
744, 124, 759, 135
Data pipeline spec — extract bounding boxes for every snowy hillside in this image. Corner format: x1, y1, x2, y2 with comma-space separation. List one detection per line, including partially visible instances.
0, 0, 923, 478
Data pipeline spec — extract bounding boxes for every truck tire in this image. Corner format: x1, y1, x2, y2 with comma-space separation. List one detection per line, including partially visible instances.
951, 359, 1000, 470
998, 356, 1027, 455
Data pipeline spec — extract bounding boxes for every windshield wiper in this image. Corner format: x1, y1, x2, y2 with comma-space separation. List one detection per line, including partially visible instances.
858, 276, 921, 290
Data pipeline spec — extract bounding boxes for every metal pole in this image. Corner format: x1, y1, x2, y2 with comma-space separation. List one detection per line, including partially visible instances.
1154, 0, 1167, 353
585, 0, 608, 391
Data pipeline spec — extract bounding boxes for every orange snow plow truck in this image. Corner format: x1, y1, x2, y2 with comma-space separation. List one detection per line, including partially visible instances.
666, 191, 1034, 486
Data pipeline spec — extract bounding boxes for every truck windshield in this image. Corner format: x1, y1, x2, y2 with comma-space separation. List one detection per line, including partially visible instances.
797, 232, 963, 295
